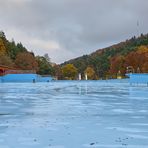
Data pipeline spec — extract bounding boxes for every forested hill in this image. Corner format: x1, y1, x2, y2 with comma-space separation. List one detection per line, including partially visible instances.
62, 34, 148, 79
0, 31, 55, 75
1, 31, 148, 79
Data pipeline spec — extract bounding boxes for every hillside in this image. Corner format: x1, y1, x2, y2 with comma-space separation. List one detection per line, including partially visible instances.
0, 31, 55, 76
1, 31, 148, 79
62, 34, 148, 79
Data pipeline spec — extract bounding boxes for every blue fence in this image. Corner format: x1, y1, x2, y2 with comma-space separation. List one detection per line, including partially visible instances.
0, 74, 53, 83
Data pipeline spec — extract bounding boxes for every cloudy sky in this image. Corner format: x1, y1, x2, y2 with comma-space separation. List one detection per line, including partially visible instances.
0, 0, 148, 63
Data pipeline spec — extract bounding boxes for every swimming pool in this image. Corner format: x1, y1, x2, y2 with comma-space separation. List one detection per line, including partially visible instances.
0, 80, 148, 148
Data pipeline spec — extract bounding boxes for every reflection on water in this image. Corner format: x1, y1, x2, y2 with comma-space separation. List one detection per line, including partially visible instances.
0, 80, 148, 148
78, 82, 88, 95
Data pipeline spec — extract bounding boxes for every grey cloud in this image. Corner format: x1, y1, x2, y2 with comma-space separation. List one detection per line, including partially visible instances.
0, 0, 148, 63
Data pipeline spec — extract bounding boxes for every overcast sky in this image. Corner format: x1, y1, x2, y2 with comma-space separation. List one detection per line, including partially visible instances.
0, 0, 148, 63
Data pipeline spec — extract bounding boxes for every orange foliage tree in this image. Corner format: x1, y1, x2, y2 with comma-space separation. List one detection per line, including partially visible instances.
125, 46, 148, 73
109, 55, 126, 75
0, 38, 7, 55
15, 52, 38, 70
0, 54, 14, 67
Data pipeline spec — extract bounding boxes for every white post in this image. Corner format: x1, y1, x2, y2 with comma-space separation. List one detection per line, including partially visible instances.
78, 73, 81, 80
85, 73, 88, 80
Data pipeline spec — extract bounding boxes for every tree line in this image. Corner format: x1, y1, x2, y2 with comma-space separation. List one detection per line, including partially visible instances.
0, 31, 148, 79
61, 34, 148, 79
0, 31, 55, 76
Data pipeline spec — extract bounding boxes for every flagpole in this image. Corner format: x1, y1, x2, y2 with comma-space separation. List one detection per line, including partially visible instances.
137, 20, 140, 37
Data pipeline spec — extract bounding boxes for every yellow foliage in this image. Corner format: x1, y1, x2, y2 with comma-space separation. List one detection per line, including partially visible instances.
84, 66, 96, 80
0, 38, 7, 55
137, 46, 148, 54
62, 64, 78, 80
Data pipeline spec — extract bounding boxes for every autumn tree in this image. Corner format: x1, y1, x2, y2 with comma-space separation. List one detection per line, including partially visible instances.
0, 34, 14, 67
54, 65, 63, 80
84, 66, 96, 80
109, 55, 126, 76
125, 46, 148, 73
0, 54, 14, 67
15, 52, 38, 70
0, 38, 7, 55
61, 64, 78, 80
137, 45, 148, 54
142, 62, 148, 73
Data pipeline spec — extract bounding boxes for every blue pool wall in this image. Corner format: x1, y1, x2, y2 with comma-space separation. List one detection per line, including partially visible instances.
0, 74, 53, 82
36, 75, 53, 82
128, 73, 148, 84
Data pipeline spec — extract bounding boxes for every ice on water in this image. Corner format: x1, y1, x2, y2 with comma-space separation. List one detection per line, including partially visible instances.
0, 80, 148, 148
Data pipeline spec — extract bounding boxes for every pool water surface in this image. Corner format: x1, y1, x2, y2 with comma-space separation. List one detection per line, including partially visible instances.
0, 80, 148, 148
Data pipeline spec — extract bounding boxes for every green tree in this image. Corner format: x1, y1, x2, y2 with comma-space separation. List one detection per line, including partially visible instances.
36, 56, 55, 75
44, 53, 51, 63
6, 40, 27, 60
